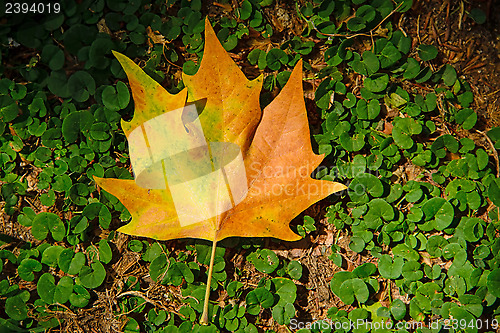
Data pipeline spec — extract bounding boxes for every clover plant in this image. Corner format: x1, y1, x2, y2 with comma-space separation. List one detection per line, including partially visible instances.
0, 0, 498, 332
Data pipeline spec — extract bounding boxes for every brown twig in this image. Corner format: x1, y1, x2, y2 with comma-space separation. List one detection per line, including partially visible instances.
416, 14, 421, 44
308, 2, 403, 39
117, 290, 188, 318
444, 0, 450, 42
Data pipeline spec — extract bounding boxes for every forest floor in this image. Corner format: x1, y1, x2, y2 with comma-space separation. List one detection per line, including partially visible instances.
1, 1, 500, 332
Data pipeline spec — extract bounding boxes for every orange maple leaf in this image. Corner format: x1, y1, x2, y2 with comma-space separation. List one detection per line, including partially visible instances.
94, 19, 346, 243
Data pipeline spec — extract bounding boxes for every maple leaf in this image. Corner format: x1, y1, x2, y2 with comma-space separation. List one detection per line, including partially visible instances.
94, 18, 346, 243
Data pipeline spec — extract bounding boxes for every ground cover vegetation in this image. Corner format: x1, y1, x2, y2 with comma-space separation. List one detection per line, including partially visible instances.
1, 0, 500, 332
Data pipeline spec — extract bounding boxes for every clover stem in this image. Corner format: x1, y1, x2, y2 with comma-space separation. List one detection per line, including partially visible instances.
387, 279, 392, 304
200, 237, 217, 325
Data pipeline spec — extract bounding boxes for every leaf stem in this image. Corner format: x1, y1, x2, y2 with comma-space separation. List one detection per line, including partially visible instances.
200, 237, 217, 325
